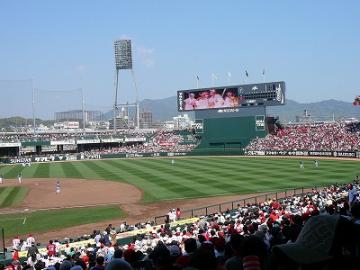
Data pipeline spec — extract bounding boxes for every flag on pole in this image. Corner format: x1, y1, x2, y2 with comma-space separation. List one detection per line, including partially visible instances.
262, 69, 265, 76
196, 75, 199, 81
211, 73, 218, 86
245, 70, 249, 77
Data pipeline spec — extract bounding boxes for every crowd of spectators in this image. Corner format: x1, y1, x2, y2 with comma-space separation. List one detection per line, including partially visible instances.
2, 179, 359, 270
246, 121, 360, 152
82, 132, 197, 156
0, 131, 150, 143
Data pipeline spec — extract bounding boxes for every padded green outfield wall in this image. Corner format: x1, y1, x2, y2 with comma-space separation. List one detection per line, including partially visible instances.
195, 116, 267, 154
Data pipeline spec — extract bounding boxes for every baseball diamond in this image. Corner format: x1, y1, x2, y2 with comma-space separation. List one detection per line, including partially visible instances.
0, 156, 359, 242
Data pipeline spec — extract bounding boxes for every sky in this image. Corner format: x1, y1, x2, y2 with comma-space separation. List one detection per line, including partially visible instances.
0, 0, 359, 118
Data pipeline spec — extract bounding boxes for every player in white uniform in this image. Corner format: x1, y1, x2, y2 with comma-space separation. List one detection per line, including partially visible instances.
0, 173, 3, 184
196, 91, 210, 109
208, 89, 224, 108
171, 159, 175, 165
314, 160, 319, 168
299, 161, 304, 169
56, 180, 61, 194
223, 90, 239, 108
184, 93, 197, 110
18, 173, 22, 184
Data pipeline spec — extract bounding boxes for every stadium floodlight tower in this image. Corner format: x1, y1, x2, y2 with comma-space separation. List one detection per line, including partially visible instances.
113, 39, 140, 133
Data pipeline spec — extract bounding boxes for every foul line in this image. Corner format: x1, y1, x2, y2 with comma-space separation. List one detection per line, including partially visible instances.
0, 202, 122, 215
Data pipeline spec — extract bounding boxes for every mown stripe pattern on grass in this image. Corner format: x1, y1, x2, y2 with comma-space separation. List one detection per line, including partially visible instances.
0, 186, 28, 208
0, 205, 124, 237
1, 157, 359, 202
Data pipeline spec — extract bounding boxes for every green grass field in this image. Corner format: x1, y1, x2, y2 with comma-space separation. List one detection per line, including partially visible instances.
0, 157, 359, 202
0, 186, 28, 208
0, 205, 125, 238
0, 157, 359, 238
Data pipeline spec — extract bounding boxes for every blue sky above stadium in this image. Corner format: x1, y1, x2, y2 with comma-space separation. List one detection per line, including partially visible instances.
0, 0, 359, 117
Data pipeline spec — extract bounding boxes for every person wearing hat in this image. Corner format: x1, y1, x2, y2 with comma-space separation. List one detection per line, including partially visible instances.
272, 215, 354, 268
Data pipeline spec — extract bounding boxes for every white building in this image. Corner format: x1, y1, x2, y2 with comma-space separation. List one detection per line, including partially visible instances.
173, 114, 193, 129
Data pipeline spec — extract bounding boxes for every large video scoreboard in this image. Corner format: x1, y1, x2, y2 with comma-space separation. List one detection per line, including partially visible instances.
177, 81, 285, 112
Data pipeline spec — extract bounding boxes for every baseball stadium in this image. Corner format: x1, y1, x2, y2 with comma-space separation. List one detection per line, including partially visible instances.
1, 78, 360, 269
1, 3, 360, 270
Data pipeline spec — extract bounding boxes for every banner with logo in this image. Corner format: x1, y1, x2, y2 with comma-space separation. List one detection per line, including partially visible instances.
245, 150, 358, 158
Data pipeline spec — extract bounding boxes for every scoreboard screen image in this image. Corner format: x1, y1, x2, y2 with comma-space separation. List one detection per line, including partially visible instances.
178, 87, 239, 111
178, 81, 285, 112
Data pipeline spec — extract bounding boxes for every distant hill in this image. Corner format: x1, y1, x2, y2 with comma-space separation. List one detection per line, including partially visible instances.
0, 117, 55, 131
136, 97, 360, 122
4, 98, 359, 127
267, 99, 360, 122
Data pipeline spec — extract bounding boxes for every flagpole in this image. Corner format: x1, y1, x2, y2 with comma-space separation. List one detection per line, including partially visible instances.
227, 72, 231, 85
196, 75, 199, 89
262, 69, 266, 83
244, 70, 248, 84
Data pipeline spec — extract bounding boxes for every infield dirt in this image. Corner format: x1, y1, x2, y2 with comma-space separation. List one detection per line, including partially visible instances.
1, 178, 268, 243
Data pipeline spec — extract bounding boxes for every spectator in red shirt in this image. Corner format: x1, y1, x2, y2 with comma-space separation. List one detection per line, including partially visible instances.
12, 249, 19, 261
46, 240, 56, 257
176, 208, 181, 220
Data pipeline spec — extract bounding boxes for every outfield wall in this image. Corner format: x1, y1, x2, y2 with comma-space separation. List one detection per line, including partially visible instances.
245, 150, 360, 158
193, 106, 268, 153
195, 116, 266, 151
2, 149, 360, 164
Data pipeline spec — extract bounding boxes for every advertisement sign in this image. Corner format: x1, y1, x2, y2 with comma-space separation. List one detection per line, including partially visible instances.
245, 150, 358, 158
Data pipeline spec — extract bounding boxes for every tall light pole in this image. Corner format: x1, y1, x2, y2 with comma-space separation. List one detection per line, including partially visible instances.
113, 39, 133, 133
31, 80, 35, 135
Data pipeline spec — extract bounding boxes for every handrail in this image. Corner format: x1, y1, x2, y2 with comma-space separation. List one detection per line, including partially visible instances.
154, 187, 306, 224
